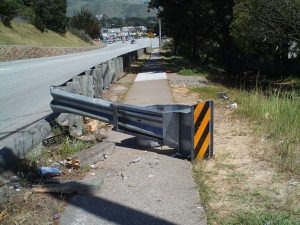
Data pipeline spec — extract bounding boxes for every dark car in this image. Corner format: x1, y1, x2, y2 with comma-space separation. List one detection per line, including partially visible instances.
131, 39, 136, 44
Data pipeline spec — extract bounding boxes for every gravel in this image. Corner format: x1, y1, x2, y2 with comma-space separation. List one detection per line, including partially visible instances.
168, 73, 208, 87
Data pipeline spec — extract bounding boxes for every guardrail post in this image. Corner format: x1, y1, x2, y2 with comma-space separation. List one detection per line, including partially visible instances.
192, 100, 214, 160
73, 75, 86, 95
85, 69, 94, 97
66, 81, 83, 136
95, 65, 104, 98
113, 58, 120, 81
101, 62, 109, 89
118, 57, 124, 78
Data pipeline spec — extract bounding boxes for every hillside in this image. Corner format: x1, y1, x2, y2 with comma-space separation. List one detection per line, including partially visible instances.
0, 21, 94, 47
67, 0, 157, 18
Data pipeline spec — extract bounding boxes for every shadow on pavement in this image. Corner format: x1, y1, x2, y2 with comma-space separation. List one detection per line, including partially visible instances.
65, 194, 178, 225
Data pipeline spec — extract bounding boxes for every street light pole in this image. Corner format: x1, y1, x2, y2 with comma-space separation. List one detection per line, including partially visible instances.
159, 17, 162, 50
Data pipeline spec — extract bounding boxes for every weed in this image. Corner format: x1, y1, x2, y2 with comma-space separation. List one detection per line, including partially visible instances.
220, 211, 300, 225
59, 137, 91, 159
193, 162, 212, 209
236, 88, 300, 173
190, 85, 229, 100
178, 69, 197, 75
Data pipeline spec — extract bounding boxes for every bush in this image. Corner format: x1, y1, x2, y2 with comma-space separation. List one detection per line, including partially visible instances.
32, 14, 45, 32
0, 0, 21, 27
67, 27, 93, 43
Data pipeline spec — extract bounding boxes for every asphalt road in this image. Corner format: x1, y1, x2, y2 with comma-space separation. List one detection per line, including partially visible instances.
0, 38, 157, 149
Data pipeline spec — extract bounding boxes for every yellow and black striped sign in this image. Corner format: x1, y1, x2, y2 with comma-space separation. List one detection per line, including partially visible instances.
193, 101, 214, 160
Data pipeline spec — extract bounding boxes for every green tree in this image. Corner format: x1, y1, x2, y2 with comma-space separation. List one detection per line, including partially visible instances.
0, 0, 21, 27
231, 0, 300, 76
148, 0, 234, 71
43, 0, 68, 33
70, 8, 101, 39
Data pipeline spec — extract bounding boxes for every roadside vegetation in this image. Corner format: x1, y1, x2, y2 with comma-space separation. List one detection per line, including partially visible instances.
0, 21, 94, 46
161, 46, 300, 224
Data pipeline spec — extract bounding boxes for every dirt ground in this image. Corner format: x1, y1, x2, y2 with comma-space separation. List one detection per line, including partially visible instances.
1, 70, 299, 224
168, 74, 300, 223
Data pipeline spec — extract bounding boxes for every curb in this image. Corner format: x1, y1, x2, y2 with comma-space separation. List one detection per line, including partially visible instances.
0, 114, 57, 173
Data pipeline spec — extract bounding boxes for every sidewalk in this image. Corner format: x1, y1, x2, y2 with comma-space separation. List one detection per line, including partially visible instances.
59, 49, 207, 225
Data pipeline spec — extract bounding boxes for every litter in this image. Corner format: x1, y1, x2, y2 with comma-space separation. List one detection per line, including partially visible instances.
38, 167, 61, 177
226, 103, 238, 109
66, 157, 80, 169
0, 207, 8, 220
130, 156, 141, 164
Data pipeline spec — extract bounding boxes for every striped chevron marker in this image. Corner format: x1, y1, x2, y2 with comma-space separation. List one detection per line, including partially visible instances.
193, 101, 214, 160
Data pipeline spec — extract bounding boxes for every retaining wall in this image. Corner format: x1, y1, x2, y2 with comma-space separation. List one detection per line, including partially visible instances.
0, 45, 105, 62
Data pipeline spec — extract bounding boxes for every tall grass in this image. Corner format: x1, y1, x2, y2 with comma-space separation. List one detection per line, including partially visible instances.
236, 88, 300, 172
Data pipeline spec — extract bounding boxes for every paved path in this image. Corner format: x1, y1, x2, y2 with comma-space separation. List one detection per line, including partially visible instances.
59, 49, 207, 225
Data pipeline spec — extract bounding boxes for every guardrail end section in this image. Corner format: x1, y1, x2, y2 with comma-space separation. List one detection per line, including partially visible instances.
193, 100, 214, 160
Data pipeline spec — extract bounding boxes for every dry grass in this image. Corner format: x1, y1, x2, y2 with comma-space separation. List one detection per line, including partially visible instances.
0, 21, 94, 47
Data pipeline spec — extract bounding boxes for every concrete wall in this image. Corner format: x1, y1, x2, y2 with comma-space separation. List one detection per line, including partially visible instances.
0, 45, 105, 62
56, 48, 147, 136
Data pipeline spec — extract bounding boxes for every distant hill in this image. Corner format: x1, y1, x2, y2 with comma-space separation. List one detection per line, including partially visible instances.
67, 0, 156, 18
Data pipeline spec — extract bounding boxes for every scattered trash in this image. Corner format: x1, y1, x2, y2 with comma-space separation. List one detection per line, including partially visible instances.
38, 167, 61, 177
50, 162, 61, 167
121, 173, 128, 180
53, 213, 60, 220
148, 174, 154, 178
90, 173, 96, 176
90, 165, 95, 168
0, 207, 8, 220
42, 132, 68, 147
289, 182, 300, 186
66, 157, 80, 169
217, 92, 229, 100
103, 154, 108, 159
130, 156, 141, 164
226, 103, 238, 109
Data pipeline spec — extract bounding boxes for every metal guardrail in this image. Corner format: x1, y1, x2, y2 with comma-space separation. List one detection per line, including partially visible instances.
50, 87, 213, 159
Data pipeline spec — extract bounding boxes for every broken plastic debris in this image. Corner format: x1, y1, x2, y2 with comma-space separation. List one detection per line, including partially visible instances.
53, 213, 60, 220
38, 167, 61, 177
226, 103, 238, 109
289, 182, 300, 186
130, 156, 141, 164
217, 92, 229, 100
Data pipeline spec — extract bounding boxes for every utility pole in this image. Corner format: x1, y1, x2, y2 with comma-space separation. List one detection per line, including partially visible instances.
159, 17, 162, 50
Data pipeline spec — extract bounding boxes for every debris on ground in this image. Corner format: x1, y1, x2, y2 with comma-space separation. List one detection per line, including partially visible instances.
65, 157, 80, 169
38, 166, 62, 177
0, 207, 8, 220
130, 156, 141, 164
226, 103, 238, 109
32, 178, 103, 195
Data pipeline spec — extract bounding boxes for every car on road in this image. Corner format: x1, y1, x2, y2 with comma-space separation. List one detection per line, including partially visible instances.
131, 39, 136, 44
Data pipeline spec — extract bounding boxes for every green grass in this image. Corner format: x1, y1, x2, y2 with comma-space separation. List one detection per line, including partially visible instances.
0, 21, 94, 46
38, 137, 92, 161
190, 86, 230, 100
236, 88, 300, 173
